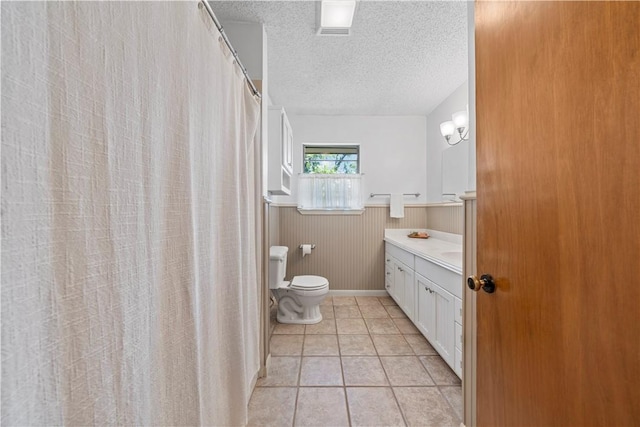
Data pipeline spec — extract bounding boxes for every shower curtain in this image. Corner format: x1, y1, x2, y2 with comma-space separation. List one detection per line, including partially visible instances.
1, 2, 261, 425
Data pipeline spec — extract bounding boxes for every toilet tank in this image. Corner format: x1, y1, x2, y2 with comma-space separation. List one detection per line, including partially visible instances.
269, 246, 289, 289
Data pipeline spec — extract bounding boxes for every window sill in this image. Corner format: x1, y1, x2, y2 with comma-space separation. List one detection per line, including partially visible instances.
296, 208, 365, 216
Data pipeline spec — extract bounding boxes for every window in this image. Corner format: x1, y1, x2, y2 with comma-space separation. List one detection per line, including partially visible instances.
303, 145, 359, 174
298, 145, 363, 214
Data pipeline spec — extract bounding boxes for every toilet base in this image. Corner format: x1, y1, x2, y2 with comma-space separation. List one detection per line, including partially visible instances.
273, 292, 325, 325
277, 304, 322, 325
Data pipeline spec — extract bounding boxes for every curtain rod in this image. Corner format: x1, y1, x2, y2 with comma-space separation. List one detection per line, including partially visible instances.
199, 1, 262, 99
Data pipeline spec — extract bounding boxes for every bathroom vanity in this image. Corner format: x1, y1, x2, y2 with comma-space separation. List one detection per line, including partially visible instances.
384, 229, 463, 378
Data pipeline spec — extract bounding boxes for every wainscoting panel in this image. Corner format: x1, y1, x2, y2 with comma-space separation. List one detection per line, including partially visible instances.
278, 206, 427, 291
268, 204, 280, 248
426, 205, 464, 234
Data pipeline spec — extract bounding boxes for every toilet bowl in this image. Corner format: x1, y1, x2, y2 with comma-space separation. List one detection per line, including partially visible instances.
270, 246, 329, 325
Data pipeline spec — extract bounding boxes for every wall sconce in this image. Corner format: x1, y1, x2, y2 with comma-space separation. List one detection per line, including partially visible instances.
440, 108, 469, 145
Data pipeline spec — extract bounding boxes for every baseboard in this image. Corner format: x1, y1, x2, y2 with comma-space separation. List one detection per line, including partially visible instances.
328, 290, 390, 297
260, 353, 271, 378
258, 352, 271, 378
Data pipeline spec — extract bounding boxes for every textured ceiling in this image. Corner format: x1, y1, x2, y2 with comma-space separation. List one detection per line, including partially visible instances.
211, 1, 468, 115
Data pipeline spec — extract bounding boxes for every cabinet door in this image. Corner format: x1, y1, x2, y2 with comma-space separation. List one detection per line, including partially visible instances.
400, 266, 415, 320
392, 260, 403, 306
392, 259, 410, 309
431, 282, 455, 368
454, 347, 463, 378
281, 111, 293, 173
415, 273, 456, 369
415, 273, 435, 341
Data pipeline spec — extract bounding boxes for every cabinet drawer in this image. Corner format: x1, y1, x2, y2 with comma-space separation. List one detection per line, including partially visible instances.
385, 265, 393, 282
454, 347, 462, 378
386, 243, 414, 269
415, 256, 462, 299
385, 252, 393, 267
455, 297, 462, 325
455, 321, 462, 351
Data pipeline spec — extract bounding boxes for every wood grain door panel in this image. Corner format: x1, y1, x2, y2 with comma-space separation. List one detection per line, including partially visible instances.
475, 2, 640, 426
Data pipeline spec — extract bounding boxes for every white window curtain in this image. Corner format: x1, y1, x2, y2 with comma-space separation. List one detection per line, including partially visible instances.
1, 2, 261, 426
297, 174, 364, 210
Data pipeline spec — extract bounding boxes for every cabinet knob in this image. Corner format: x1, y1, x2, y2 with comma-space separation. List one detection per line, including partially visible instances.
467, 274, 496, 294
386, 271, 391, 276
386, 258, 391, 262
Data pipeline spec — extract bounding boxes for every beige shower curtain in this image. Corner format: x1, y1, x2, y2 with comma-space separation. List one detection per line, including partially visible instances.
1, 2, 261, 425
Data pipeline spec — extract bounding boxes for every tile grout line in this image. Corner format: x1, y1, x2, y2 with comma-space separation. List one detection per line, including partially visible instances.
436, 384, 463, 423
368, 297, 409, 427
267, 296, 461, 426
291, 338, 303, 427
335, 303, 353, 427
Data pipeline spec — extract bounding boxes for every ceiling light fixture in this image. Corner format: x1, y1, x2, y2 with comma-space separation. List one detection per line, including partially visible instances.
440, 107, 469, 145
318, 0, 356, 36
321, 0, 356, 27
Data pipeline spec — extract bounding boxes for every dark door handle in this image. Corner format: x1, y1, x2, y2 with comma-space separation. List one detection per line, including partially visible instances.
467, 274, 496, 294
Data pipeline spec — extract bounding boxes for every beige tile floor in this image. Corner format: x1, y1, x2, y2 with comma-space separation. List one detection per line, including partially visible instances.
250, 296, 462, 427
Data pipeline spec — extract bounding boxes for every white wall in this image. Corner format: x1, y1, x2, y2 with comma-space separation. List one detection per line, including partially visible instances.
223, 22, 269, 198
426, 81, 470, 202
272, 115, 428, 206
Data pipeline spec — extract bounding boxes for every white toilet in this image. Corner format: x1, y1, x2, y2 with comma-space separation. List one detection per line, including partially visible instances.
269, 246, 329, 324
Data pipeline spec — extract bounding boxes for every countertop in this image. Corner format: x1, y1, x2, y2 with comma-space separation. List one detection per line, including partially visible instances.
384, 229, 463, 274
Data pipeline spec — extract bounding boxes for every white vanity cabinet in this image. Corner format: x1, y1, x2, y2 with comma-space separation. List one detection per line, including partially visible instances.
385, 244, 416, 321
384, 236, 462, 378
267, 106, 293, 195
415, 256, 462, 376
454, 297, 463, 377
391, 259, 415, 321
397, 264, 415, 321
384, 257, 394, 296
415, 272, 455, 367
415, 274, 434, 340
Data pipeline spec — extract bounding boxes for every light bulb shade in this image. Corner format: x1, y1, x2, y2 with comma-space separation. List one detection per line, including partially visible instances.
452, 110, 468, 129
440, 121, 455, 137
321, 0, 356, 28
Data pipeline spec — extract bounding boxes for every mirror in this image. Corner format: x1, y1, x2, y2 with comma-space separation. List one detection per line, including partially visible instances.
442, 141, 469, 200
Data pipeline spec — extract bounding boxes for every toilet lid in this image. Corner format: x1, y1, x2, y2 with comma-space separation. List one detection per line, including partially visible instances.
290, 275, 328, 290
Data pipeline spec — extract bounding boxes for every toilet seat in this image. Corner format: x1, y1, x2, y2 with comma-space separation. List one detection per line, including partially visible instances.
289, 275, 328, 291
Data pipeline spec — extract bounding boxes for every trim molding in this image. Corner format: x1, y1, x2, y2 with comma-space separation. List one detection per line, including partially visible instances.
271, 202, 432, 208
328, 290, 390, 297
297, 208, 365, 215
424, 202, 463, 207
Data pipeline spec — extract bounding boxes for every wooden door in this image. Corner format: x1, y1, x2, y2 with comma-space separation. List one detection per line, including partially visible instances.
475, 2, 640, 426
